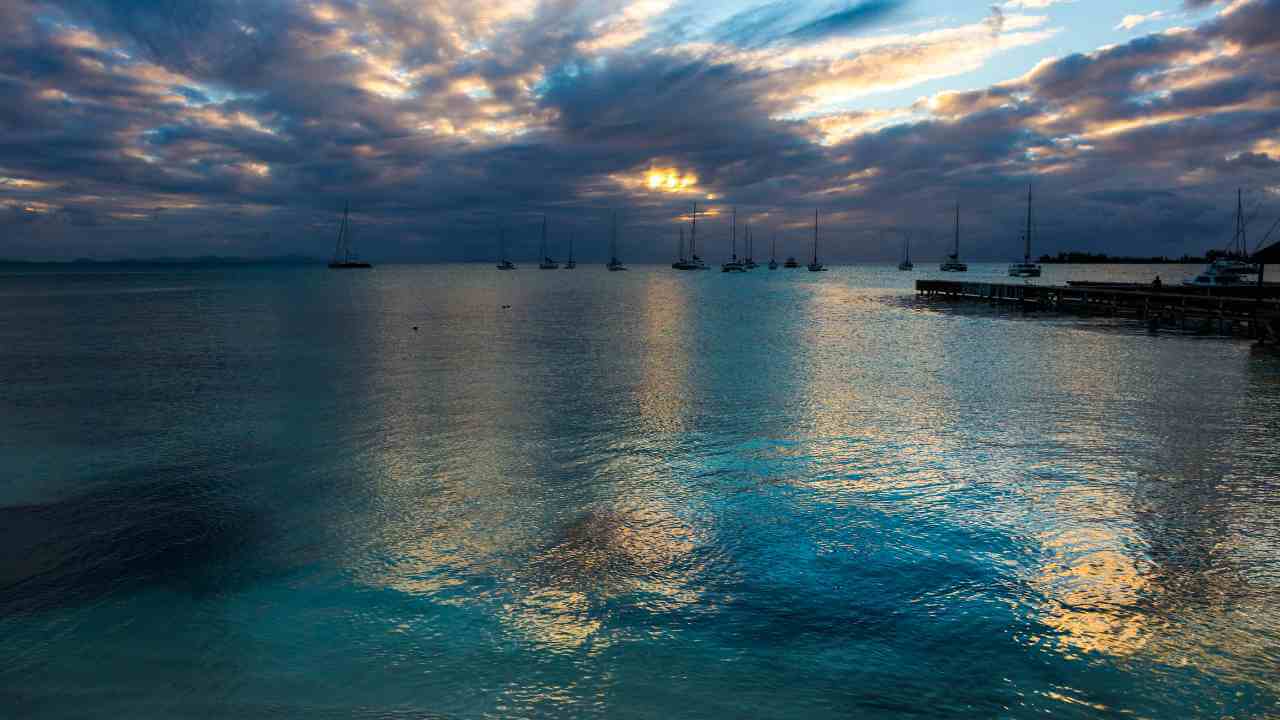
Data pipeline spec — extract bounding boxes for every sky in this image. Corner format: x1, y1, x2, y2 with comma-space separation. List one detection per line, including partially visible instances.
0, 0, 1277, 262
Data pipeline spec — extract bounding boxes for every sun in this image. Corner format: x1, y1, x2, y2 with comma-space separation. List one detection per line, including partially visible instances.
645, 168, 697, 193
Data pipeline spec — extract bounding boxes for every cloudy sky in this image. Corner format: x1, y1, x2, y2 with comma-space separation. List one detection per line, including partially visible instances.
1, 0, 1277, 262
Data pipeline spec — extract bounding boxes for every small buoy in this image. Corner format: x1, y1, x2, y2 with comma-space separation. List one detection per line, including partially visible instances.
413, 326, 419, 331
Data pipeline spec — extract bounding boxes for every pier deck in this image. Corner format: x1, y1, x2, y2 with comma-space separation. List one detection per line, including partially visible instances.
915, 279, 1280, 340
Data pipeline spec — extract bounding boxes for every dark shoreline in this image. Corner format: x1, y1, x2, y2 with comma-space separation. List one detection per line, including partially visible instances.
1038, 252, 1209, 264
0, 255, 321, 269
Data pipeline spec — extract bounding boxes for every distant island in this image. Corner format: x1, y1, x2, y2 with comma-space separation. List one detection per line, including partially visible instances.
0, 254, 322, 268
1038, 251, 1211, 264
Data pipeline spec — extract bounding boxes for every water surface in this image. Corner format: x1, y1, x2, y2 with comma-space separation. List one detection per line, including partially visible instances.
2, 264, 1278, 718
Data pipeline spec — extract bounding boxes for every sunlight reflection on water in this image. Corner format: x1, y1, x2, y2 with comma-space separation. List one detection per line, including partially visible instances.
1, 264, 1278, 718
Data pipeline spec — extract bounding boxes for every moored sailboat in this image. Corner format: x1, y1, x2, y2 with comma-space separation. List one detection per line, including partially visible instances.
807, 209, 827, 271
607, 212, 627, 271
672, 202, 709, 270
1184, 188, 1261, 287
940, 203, 968, 272
328, 202, 373, 269
1008, 186, 1042, 277
898, 230, 913, 271
496, 222, 515, 270
722, 207, 745, 272
538, 215, 558, 269
769, 233, 779, 270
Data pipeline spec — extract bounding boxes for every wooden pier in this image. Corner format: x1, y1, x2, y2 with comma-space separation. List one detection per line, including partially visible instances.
916, 279, 1280, 340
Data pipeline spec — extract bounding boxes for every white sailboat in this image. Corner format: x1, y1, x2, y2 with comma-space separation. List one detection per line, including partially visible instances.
940, 203, 968, 272
1008, 187, 1042, 277
1185, 188, 1260, 287
672, 202, 709, 270
722, 207, 745, 272
807, 209, 827, 271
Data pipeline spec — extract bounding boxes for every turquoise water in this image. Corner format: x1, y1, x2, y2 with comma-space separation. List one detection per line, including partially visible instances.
2, 264, 1278, 718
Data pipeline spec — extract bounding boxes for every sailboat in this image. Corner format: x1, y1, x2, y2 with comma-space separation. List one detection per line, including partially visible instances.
940, 203, 968, 272
328, 202, 372, 269
898, 231, 913, 271
607, 212, 627, 271
743, 224, 758, 269
722, 207, 745, 272
673, 202, 709, 270
807, 209, 827, 271
769, 233, 779, 270
1184, 188, 1261, 287
784, 254, 799, 268
496, 223, 515, 270
1008, 186, 1042, 277
564, 231, 576, 269
538, 215, 559, 269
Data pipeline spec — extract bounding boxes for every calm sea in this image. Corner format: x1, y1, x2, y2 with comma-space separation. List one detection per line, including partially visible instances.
2, 263, 1278, 719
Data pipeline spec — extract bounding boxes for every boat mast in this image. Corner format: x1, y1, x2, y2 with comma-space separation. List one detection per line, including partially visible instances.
1238, 187, 1245, 256
905, 232, 910, 264
541, 215, 547, 261
731, 207, 737, 261
333, 202, 349, 262
679, 226, 685, 262
691, 202, 697, 258
611, 211, 618, 262
813, 208, 818, 263
569, 231, 574, 263
954, 203, 960, 259
1025, 186, 1033, 263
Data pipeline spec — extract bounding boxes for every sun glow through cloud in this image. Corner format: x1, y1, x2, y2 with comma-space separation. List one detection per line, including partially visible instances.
645, 168, 698, 193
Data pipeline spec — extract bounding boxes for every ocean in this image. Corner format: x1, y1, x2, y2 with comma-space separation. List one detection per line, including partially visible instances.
2, 263, 1278, 718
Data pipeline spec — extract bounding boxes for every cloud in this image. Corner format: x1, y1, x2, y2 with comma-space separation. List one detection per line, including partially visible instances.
0, 0, 1278, 262
1116, 11, 1166, 30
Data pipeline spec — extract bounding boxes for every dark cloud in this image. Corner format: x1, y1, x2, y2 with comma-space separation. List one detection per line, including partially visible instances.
0, 0, 1277, 262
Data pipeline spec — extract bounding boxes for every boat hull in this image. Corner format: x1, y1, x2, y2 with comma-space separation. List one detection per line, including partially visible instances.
329, 262, 372, 269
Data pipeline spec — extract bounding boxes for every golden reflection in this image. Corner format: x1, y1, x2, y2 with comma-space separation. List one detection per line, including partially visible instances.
635, 275, 695, 435
1032, 528, 1151, 657
498, 504, 702, 652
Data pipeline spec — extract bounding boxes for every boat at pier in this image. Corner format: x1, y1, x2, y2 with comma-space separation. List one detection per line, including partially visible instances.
1009, 187, 1042, 277
1184, 189, 1259, 287
940, 204, 967, 272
